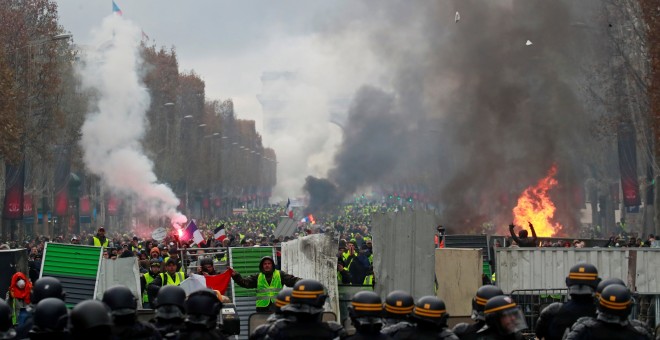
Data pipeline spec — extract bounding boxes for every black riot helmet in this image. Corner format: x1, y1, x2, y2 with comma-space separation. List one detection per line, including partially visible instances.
597, 284, 633, 318
349, 291, 383, 319
282, 279, 328, 315
472, 285, 504, 320
185, 289, 222, 329
595, 278, 626, 299
484, 296, 527, 335
102, 285, 137, 316
274, 287, 293, 312
70, 300, 112, 331
155, 285, 187, 321
31, 276, 65, 304
156, 284, 186, 310
566, 263, 601, 295
0, 299, 13, 332
33, 297, 69, 332
384, 290, 414, 319
413, 296, 449, 326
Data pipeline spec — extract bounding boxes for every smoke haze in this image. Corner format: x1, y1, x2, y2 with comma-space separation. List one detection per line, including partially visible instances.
78, 14, 186, 225
305, 0, 596, 233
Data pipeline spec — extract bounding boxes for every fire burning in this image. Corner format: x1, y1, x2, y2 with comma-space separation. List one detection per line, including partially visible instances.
512, 164, 563, 237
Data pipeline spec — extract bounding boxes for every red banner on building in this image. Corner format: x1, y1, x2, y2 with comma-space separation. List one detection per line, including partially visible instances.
3, 162, 25, 220
23, 194, 33, 218
80, 195, 91, 215
618, 127, 641, 207
107, 195, 121, 216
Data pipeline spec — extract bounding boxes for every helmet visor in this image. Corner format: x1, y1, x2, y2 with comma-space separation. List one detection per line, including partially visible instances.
499, 307, 527, 334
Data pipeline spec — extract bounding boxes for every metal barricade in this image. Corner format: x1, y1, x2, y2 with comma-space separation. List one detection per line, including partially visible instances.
509, 288, 567, 335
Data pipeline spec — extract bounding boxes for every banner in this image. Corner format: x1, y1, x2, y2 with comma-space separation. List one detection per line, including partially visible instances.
106, 195, 121, 216
23, 193, 33, 218
54, 150, 71, 216
79, 195, 91, 216
618, 127, 640, 207
3, 161, 25, 220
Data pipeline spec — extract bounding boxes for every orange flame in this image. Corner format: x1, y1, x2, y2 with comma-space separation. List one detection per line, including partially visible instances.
512, 164, 563, 237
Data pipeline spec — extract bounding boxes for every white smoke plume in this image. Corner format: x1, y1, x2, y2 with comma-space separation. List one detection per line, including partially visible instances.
78, 14, 186, 226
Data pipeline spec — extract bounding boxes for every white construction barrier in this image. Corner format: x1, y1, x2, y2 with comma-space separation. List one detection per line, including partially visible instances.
495, 248, 660, 294
96, 257, 143, 307
281, 233, 340, 319
372, 211, 438, 299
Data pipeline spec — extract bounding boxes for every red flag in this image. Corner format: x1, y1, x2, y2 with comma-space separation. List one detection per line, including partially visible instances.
205, 269, 233, 295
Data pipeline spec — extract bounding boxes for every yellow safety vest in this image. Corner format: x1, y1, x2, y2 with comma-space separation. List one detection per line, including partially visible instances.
363, 274, 374, 286
160, 272, 184, 286
256, 270, 282, 307
142, 272, 157, 303
93, 236, 109, 247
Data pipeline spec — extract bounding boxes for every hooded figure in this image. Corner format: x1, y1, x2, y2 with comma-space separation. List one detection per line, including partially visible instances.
230, 256, 301, 313
6, 272, 32, 327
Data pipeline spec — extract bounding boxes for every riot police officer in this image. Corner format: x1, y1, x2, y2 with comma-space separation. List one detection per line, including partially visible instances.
453, 285, 503, 340
475, 295, 527, 340
250, 287, 294, 340
536, 263, 601, 340
28, 297, 69, 340
344, 291, 388, 339
265, 279, 345, 339
180, 289, 226, 340
151, 285, 187, 338
16, 276, 66, 339
380, 290, 415, 335
385, 296, 458, 339
0, 299, 16, 340
595, 278, 625, 299
565, 284, 651, 340
69, 300, 113, 340
101, 285, 161, 339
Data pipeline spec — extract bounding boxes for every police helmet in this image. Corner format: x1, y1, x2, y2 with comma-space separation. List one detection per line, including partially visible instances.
282, 279, 327, 314
33, 297, 68, 331
595, 278, 626, 298
565, 263, 601, 294
274, 287, 293, 312
413, 296, 448, 326
156, 285, 186, 309
70, 300, 112, 331
597, 284, 632, 318
185, 289, 221, 329
472, 285, 504, 317
348, 291, 383, 319
102, 285, 137, 316
484, 295, 527, 335
0, 300, 12, 332
384, 290, 414, 318
186, 289, 222, 317
31, 276, 65, 304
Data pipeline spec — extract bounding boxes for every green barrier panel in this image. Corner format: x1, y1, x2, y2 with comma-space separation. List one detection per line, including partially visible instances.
229, 247, 275, 298
40, 243, 103, 305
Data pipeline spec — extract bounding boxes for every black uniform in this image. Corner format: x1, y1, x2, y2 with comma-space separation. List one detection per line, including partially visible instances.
264, 315, 344, 340
564, 316, 651, 340
474, 326, 524, 340
452, 321, 485, 340
112, 316, 162, 340
535, 297, 596, 340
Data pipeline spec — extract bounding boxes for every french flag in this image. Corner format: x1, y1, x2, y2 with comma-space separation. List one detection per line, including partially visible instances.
214, 224, 226, 242
286, 198, 294, 219
181, 219, 205, 246
112, 0, 123, 16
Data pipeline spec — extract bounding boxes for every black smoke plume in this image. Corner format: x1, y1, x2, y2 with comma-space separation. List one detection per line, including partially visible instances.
305, 0, 603, 234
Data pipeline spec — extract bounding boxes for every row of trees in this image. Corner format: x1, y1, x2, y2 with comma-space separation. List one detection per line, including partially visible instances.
0, 0, 276, 239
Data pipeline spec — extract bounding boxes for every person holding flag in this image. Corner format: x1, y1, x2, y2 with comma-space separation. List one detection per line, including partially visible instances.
229, 256, 301, 313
